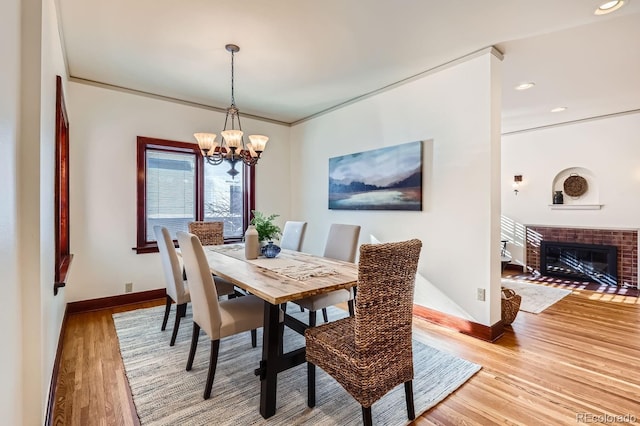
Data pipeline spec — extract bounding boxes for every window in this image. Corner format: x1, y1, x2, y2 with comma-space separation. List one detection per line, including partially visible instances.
135, 136, 254, 253
55, 76, 73, 295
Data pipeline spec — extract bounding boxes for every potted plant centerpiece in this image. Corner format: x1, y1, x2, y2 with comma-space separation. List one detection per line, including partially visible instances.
250, 210, 282, 257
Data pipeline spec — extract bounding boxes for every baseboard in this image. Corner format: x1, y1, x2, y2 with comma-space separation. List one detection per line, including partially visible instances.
66, 288, 166, 314
413, 304, 504, 342
44, 305, 69, 426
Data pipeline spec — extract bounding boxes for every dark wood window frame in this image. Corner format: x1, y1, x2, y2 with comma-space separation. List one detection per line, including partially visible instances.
54, 75, 73, 295
134, 136, 255, 254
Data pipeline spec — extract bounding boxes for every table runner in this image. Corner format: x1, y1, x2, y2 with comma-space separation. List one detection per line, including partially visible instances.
205, 244, 339, 281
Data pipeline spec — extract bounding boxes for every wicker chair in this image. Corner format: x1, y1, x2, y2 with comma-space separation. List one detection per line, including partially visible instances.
305, 239, 422, 425
188, 221, 236, 299
188, 221, 224, 246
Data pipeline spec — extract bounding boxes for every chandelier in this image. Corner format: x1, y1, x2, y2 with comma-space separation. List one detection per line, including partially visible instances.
194, 44, 268, 177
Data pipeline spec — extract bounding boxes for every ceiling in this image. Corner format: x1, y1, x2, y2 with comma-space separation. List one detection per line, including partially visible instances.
56, 0, 640, 133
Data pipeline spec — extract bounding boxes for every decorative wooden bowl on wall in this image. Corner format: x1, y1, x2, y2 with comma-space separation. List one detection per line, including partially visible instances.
563, 174, 588, 197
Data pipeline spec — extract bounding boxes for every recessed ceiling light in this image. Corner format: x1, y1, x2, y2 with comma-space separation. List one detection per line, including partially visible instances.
515, 82, 535, 91
551, 107, 567, 113
595, 0, 626, 15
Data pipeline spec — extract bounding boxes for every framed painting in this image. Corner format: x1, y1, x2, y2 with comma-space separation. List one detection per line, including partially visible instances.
328, 141, 422, 211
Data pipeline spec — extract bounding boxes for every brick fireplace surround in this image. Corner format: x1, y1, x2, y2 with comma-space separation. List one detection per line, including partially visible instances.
525, 226, 638, 288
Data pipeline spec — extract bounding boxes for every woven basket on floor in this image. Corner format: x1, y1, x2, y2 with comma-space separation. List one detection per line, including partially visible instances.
501, 287, 521, 326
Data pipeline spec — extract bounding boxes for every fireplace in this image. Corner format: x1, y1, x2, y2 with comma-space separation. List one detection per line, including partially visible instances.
540, 241, 618, 286
525, 226, 637, 287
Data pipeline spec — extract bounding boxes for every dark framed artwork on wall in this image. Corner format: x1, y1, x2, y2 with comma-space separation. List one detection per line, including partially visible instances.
328, 141, 423, 211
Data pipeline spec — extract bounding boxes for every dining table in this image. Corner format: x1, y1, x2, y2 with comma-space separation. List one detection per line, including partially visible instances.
201, 243, 358, 419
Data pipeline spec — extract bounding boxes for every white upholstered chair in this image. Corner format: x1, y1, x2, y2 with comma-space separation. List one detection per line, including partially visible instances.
154, 226, 191, 346
177, 231, 266, 400
293, 224, 361, 326
155, 226, 238, 346
280, 221, 308, 252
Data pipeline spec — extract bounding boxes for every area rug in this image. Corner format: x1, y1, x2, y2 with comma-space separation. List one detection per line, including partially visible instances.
501, 279, 572, 313
113, 305, 480, 425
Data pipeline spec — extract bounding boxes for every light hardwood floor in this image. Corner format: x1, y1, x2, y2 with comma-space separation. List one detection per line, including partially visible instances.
53, 287, 640, 425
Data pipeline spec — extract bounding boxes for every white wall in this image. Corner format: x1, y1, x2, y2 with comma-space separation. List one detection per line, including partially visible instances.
502, 113, 640, 266
290, 51, 503, 325
41, 0, 70, 419
1, 0, 68, 423
19, 0, 44, 422
66, 83, 291, 302
0, 0, 23, 422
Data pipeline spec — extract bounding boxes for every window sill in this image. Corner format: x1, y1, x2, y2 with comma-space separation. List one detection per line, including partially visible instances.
133, 245, 159, 254
54, 254, 74, 296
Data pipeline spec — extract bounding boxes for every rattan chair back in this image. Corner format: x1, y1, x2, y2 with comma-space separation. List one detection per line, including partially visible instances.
354, 239, 422, 388
305, 238, 422, 415
188, 221, 224, 246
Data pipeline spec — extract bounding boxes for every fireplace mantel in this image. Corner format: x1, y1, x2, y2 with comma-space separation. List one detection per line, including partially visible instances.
548, 204, 603, 210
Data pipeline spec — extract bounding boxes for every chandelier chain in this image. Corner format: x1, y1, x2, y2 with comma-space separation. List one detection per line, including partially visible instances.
230, 49, 235, 107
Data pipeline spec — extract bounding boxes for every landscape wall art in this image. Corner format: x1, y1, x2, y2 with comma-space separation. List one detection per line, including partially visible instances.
328, 141, 423, 211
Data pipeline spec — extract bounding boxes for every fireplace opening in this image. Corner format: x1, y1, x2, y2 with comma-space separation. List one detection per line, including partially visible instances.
540, 241, 618, 286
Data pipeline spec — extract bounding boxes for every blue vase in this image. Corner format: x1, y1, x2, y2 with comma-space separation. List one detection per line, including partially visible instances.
261, 241, 281, 258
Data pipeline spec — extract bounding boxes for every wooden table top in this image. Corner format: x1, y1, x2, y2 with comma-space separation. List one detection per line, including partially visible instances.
202, 244, 358, 305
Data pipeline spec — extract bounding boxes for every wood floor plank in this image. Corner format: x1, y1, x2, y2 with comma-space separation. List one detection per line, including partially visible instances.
52, 287, 640, 424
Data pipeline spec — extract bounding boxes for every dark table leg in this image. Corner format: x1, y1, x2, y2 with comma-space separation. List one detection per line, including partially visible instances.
259, 301, 281, 418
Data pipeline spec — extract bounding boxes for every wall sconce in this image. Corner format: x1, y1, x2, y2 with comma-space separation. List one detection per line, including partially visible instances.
513, 175, 523, 195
